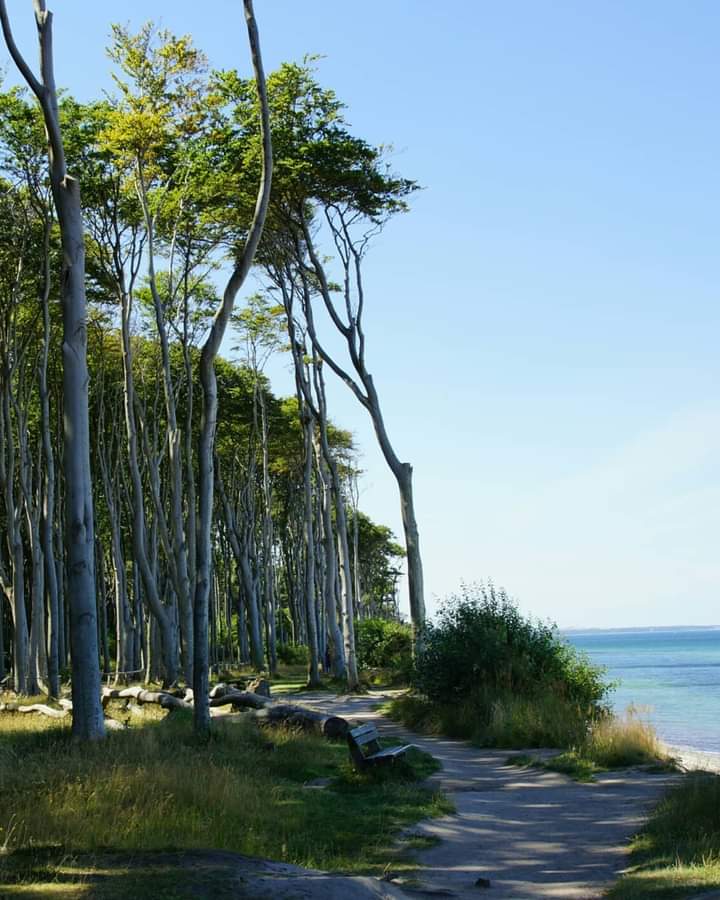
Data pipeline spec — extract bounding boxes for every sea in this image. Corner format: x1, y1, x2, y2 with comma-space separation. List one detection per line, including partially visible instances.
565, 627, 720, 754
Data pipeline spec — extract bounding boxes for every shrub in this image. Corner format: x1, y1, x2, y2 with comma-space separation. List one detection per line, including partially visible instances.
415, 582, 608, 710
355, 618, 413, 681
276, 643, 309, 666
396, 582, 611, 748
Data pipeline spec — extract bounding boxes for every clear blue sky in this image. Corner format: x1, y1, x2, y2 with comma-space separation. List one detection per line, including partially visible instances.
4, 1, 720, 627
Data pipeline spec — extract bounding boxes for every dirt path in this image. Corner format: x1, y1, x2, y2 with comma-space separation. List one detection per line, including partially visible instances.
287, 690, 679, 900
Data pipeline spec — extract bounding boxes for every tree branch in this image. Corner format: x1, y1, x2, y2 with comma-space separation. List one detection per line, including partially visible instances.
0, 1, 44, 98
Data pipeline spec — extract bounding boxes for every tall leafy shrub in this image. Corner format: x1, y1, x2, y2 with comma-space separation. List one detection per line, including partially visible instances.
414, 583, 609, 716
355, 618, 413, 679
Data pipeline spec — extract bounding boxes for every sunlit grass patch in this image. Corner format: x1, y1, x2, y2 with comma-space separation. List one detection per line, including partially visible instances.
0, 706, 449, 896
607, 773, 720, 898
586, 706, 665, 768
505, 708, 672, 783
507, 750, 599, 782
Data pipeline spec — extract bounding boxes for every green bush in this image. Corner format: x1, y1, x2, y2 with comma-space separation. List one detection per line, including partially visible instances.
355, 618, 413, 681
395, 582, 611, 748
276, 643, 309, 666
415, 583, 608, 710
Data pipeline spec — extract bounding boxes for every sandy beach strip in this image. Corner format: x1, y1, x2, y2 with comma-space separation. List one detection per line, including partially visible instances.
666, 743, 720, 774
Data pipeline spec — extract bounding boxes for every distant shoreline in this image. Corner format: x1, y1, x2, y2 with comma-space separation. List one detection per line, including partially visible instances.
562, 625, 720, 634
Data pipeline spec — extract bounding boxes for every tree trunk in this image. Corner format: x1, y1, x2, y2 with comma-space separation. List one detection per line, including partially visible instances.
1, 386, 29, 695
300, 411, 321, 687
119, 287, 178, 686
315, 439, 345, 679
138, 179, 194, 684
0, 0, 106, 738
193, 0, 272, 734
38, 220, 60, 698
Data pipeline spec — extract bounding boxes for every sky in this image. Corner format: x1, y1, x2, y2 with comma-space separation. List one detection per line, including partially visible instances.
3, 1, 719, 628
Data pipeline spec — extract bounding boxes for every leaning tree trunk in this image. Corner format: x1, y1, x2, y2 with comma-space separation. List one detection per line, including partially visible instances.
258, 391, 277, 674
362, 375, 425, 643
296, 226, 426, 648
0, 584, 5, 683
0, 0, 106, 739
118, 284, 178, 686
138, 183, 194, 684
193, 0, 272, 735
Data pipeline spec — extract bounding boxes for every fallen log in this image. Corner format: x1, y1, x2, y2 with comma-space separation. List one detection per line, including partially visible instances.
209, 688, 269, 710
1, 685, 347, 738
102, 686, 192, 711
250, 704, 349, 739
17, 703, 68, 718
105, 718, 128, 731
201, 685, 349, 737
209, 681, 245, 698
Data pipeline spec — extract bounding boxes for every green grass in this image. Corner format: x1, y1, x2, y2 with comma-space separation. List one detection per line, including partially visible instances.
383, 691, 592, 749
0, 707, 451, 897
607, 773, 720, 899
506, 709, 672, 783
507, 750, 599, 782
386, 693, 671, 774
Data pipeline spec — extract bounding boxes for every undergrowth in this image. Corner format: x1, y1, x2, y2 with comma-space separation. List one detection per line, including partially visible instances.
0, 709, 450, 897
384, 690, 592, 748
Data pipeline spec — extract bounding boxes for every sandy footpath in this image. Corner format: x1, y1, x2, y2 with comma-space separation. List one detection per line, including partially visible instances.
284, 690, 682, 900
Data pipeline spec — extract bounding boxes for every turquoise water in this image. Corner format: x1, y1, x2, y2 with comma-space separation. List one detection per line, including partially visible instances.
566, 627, 720, 753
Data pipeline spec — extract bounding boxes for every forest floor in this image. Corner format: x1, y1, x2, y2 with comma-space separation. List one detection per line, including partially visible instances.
3, 681, 717, 899
279, 688, 682, 900
0, 686, 448, 899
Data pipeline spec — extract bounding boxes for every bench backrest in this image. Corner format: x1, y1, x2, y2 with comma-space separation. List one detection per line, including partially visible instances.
348, 723, 382, 763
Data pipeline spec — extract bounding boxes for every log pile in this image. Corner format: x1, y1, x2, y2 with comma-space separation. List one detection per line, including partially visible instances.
1, 684, 349, 739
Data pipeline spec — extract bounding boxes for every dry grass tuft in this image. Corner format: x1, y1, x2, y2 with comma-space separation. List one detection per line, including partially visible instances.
584, 705, 663, 768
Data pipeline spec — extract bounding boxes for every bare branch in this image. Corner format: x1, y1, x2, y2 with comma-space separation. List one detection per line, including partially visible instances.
0, 1, 43, 98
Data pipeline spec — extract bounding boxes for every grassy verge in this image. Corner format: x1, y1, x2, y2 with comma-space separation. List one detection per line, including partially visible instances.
506, 710, 673, 782
383, 691, 593, 748
606, 773, 720, 899
386, 693, 669, 769
0, 708, 451, 898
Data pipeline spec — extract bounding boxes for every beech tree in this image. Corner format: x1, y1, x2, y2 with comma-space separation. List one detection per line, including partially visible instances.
0, 12, 416, 723
230, 61, 425, 643
0, 0, 104, 739
193, 0, 272, 734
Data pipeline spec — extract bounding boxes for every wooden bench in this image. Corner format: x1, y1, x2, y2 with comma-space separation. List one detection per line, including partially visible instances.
347, 723, 414, 770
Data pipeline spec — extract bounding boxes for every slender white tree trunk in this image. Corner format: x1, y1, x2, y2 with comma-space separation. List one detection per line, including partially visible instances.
193, 0, 272, 733
0, 0, 105, 738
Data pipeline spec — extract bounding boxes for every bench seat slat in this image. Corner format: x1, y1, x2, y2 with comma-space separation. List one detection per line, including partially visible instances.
367, 744, 414, 760
350, 724, 377, 736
